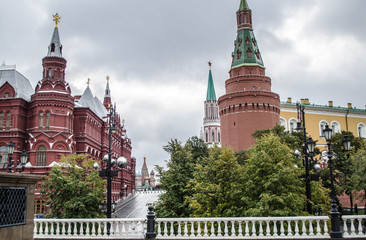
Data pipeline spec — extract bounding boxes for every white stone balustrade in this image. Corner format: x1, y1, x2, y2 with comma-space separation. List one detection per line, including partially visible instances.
155, 216, 330, 239
342, 215, 366, 238
34, 218, 145, 239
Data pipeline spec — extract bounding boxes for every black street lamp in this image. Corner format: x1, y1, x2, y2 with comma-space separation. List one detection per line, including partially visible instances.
295, 102, 313, 214
323, 124, 349, 239
94, 104, 128, 235
5, 141, 28, 173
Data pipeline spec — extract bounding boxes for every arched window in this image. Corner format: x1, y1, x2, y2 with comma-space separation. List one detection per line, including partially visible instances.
218, 132, 221, 143
45, 112, 50, 130
319, 121, 329, 137
280, 118, 287, 131
0, 146, 8, 168
39, 112, 43, 130
289, 118, 298, 133
212, 131, 215, 142
4, 92, 9, 98
6, 112, 11, 130
246, 48, 252, 58
36, 145, 47, 166
331, 121, 341, 134
205, 132, 208, 143
358, 123, 366, 138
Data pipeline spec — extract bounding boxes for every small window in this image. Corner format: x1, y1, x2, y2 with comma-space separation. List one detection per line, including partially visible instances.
36, 145, 47, 166
45, 112, 50, 130
246, 49, 252, 58
237, 50, 242, 60
358, 123, 366, 138
212, 131, 215, 142
245, 37, 250, 45
4, 92, 9, 98
39, 112, 44, 130
0, 113, 3, 130
289, 119, 298, 133
6, 112, 11, 130
50, 43, 55, 52
319, 121, 329, 137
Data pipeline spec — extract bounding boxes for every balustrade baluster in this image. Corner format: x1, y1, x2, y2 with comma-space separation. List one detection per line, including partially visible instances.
170, 221, 175, 236
197, 221, 202, 237
356, 218, 363, 235
309, 220, 314, 236
316, 219, 321, 236
302, 219, 306, 236
273, 221, 278, 237
157, 222, 161, 236
294, 220, 299, 236
97, 221, 102, 236
217, 221, 222, 237
183, 221, 188, 237
224, 221, 229, 237
50, 221, 55, 235
210, 221, 215, 236
177, 221, 182, 237
323, 219, 329, 236
280, 220, 285, 236
203, 221, 208, 237
190, 221, 195, 237
245, 221, 250, 237
232, 220, 236, 236
238, 220, 243, 236
251, 221, 256, 236
343, 220, 349, 236
163, 222, 168, 237
265, 220, 271, 236
287, 220, 292, 236
350, 219, 357, 236
259, 220, 264, 236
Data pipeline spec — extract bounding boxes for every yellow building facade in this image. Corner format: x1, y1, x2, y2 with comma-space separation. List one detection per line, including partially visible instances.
280, 98, 366, 160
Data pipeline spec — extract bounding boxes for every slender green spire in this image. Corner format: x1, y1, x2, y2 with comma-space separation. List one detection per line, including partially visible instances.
206, 62, 217, 101
239, 0, 249, 10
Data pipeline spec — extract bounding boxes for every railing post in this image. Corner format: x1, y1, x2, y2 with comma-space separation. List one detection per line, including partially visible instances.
145, 206, 156, 239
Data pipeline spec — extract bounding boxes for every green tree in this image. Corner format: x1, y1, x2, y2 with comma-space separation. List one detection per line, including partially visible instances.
350, 141, 366, 210
41, 154, 105, 218
243, 133, 310, 216
186, 147, 246, 217
154, 137, 208, 218
331, 131, 364, 211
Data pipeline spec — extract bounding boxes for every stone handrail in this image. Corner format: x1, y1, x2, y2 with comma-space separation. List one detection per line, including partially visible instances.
342, 215, 366, 238
155, 216, 330, 238
34, 218, 146, 239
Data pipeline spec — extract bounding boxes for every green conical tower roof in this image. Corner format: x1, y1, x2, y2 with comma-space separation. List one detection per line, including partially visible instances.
239, 0, 249, 10
206, 63, 217, 101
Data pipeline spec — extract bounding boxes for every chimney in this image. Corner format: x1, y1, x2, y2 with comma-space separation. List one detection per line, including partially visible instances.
348, 103, 352, 109
300, 98, 310, 105
328, 101, 333, 107
287, 97, 292, 103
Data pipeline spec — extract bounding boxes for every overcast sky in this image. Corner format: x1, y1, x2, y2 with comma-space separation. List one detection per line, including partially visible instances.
1, 0, 365, 173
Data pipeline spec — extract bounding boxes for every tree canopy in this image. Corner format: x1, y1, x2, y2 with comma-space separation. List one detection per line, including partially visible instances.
41, 154, 105, 218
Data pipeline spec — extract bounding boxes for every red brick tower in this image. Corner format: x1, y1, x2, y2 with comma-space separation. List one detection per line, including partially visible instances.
218, 0, 280, 152
28, 14, 75, 166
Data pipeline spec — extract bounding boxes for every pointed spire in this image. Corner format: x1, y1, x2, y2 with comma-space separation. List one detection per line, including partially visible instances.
104, 75, 112, 110
47, 14, 63, 57
239, 0, 249, 10
206, 62, 217, 101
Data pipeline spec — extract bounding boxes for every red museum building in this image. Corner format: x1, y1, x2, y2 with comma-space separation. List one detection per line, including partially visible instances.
0, 16, 136, 214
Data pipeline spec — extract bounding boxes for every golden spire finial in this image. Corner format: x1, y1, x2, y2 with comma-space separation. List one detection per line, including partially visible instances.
53, 13, 61, 28
87, 78, 91, 86
208, 61, 212, 70
106, 75, 110, 83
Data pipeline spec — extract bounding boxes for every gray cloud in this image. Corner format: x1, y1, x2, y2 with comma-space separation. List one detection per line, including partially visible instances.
1, 0, 365, 172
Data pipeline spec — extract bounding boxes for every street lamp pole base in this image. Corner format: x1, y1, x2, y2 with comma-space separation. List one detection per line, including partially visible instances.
330, 199, 343, 239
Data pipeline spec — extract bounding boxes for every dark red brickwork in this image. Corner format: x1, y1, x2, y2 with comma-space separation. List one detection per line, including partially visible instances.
0, 26, 135, 209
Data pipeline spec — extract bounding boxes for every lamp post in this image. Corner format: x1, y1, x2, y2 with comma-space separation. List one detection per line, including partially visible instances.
5, 141, 28, 173
295, 102, 313, 214
95, 104, 128, 235
323, 124, 351, 239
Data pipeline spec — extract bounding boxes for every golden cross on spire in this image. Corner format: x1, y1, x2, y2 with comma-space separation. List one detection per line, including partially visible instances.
208, 61, 212, 70
53, 13, 61, 28
87, 78, 91, 85
106, 75, 110, 83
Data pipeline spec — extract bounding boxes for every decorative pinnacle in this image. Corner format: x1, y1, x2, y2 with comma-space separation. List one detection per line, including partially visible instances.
87, 78, 91, 86
208, 61, 212, 70
106, 75, 110, 83
53, 13, 61, 28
